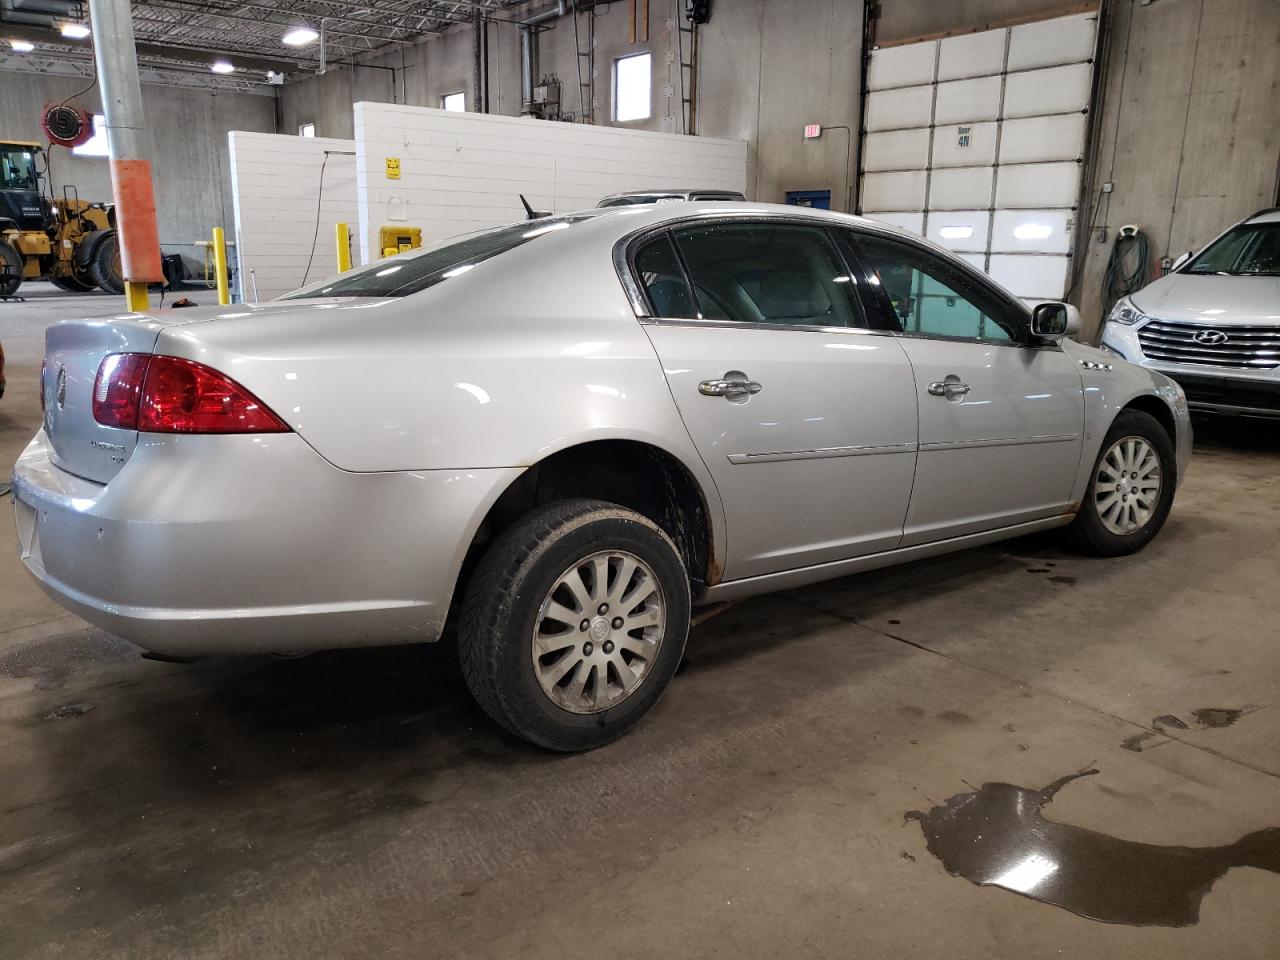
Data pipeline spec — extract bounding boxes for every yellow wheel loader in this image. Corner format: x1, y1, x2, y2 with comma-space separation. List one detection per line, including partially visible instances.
0, 139, 123, 297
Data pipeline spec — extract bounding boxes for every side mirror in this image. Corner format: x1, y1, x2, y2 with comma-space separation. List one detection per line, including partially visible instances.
1030, 302, 1081, 341
1171, 251, 1192, 271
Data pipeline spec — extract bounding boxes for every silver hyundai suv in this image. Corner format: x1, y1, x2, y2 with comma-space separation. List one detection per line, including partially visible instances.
1101, 208, 1280, 417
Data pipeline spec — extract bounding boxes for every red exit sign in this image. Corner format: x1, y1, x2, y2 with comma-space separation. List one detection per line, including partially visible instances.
804, 123, 822, 139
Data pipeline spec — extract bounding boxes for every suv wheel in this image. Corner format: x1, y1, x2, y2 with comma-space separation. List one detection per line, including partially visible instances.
458, 498, 691, 751
1067, 409, 1176, 556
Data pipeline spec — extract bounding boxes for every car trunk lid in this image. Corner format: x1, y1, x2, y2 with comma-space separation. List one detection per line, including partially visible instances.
41, 317, 173, 484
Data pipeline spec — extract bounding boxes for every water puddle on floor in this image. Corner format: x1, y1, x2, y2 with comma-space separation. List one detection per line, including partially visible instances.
906, 769, 1280, 926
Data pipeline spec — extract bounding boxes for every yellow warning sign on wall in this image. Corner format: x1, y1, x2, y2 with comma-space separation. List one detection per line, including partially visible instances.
385, 157, 401, 180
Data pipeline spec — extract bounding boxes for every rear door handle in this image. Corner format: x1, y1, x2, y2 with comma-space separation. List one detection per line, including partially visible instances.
699, 373, 763, 400
927, 376, 970, 401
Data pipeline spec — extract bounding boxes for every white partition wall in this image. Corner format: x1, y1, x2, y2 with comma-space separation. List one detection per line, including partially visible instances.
858, 10, 1099, 301
229, 131, 358, 301
353, 103, 749, 264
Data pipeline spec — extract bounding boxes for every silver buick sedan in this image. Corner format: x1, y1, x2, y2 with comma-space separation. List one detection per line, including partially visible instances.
14, 203, 1192, 750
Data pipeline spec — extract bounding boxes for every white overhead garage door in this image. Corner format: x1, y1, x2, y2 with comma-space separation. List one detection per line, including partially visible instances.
858, 10, 1098, 302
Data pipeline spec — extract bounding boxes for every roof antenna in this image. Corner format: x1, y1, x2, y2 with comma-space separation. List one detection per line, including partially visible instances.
519, 194, 548, 220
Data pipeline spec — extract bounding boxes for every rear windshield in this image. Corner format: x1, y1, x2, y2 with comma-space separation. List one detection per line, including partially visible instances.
598, 195, 683, 207
285, 216, 588, 299
1184, 222, 1280, 277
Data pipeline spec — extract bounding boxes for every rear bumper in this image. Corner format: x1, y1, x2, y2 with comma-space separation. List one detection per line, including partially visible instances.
12, 429, 520, 656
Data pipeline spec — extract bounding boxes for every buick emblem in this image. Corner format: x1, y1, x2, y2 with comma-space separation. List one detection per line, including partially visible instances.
55, 365, 67, 409
1192, 329, 1228, 346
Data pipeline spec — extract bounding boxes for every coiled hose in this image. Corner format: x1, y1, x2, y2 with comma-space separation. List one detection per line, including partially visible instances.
1102, 226, 1150, 318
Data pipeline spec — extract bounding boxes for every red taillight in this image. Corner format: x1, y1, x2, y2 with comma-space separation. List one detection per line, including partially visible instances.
92, 354, 290, 434
92, 353, 150, 429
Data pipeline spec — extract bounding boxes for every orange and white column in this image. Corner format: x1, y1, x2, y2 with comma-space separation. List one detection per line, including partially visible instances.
88, 0, 163, 312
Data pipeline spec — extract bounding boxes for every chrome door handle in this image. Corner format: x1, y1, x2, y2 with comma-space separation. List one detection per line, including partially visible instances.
927, 377, 970, 400
699, 376, 763, 400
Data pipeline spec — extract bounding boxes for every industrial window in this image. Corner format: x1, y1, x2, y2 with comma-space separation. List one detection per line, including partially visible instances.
72, 114, 109, 157
298, 123, 316, 137
441, 92, 465, 112
613, 52, 651, 122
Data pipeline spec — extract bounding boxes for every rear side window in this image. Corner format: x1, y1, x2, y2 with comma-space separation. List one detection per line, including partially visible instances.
634, 234, 696, 318
670, 222, 865, 328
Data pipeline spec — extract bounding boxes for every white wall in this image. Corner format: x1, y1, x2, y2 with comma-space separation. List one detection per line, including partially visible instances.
228, 132, 358, 301
352, 103, 748, 264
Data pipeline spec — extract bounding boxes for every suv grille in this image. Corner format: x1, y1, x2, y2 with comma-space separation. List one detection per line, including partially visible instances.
1138, 320, 1280, 368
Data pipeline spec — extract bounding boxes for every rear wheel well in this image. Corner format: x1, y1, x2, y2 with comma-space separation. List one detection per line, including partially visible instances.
460, 441, 715, 606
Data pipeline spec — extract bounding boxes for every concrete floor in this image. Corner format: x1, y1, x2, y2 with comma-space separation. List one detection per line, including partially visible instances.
2, 285, 1278, 958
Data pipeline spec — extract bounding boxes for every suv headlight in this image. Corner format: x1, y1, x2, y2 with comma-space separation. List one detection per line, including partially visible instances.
1108, 296, 1149, 326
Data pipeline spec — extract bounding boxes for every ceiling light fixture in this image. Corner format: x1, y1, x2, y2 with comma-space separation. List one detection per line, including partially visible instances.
60, 23, 91, 39
210, 60, 236, 74
282, 26, 320, 46
9, 39, 35, 52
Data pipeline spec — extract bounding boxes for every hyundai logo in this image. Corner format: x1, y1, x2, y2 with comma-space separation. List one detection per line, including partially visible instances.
1192, 329, 1229, 346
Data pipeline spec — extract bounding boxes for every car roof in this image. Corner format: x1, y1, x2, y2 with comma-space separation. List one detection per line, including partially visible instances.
1243, 207, 1280, 225
571, 199, 923, 247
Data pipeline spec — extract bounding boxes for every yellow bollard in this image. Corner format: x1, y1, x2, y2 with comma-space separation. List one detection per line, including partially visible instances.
212, 227, 230, 305
124, 281, 149, 312
335, 222, 351, 273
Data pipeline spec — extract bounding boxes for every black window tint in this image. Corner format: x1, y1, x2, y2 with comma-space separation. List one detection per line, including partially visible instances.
854, 233, 1021, 343
671, 222, 865, 328
634, 233, 696, 318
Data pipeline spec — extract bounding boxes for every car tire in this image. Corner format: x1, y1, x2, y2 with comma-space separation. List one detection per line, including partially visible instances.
458, 498, 691, 752
1066, 409, 1176, 557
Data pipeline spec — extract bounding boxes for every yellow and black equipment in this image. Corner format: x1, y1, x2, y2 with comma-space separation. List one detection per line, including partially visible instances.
380, 225, 422, 258
0, 139, 123, 297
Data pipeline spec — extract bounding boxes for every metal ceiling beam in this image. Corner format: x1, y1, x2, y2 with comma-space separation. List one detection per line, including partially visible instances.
137, 0, 421, 44
1, 22, 310, 72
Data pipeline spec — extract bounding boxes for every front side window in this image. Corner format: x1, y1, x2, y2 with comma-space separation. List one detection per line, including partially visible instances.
668, 222, 865, 328
0, 146, 37, 189
852, 233, 1020, 343
1185, 223, 1280, 276
286, 218, 586, 299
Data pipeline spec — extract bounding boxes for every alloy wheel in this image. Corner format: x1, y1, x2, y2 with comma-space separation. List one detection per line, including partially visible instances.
532, 550, 666, 714
1095, 435, 1162, 535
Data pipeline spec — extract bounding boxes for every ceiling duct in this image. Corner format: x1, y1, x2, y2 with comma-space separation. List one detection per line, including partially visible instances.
0, 0, 77, 26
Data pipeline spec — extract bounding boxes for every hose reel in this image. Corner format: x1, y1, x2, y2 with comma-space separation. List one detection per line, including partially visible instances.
41, 102, 94, 149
